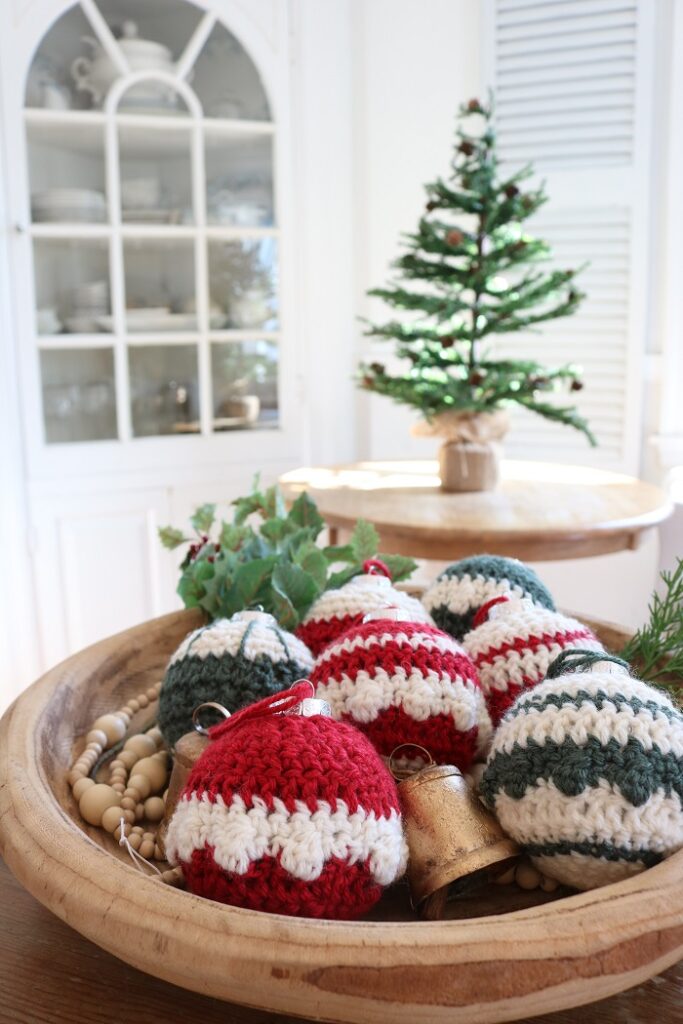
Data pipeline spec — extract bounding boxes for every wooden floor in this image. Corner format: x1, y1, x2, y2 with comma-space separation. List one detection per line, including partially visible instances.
1, 858, 681, 1024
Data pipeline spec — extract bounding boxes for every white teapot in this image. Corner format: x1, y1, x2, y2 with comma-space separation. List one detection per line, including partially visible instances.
71, 20, 176, 108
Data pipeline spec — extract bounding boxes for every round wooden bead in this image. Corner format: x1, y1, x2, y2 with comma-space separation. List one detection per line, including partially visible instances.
493, 865, 516, 886
112, 783, 126, 795
135, 803, 145, 820
142, 831, 155, 842
114, 824, 129, 841
147, 727, 163, 745
128, 832, 142, 851
540, 875, 559, 894
72, 777, 95, 801
118, 749, 139, 770
79, 784, 120, 826
131, 825, 144, 835
122, 808, 136, 825
120, 796, 136, 811
143, 797, 165, 822
515, 862, 542, 891
92, 714, 127, 746
101, 805, 126, 834
128, 773, 151, 799
123, 734, 156, 759
146, 687, 159, 702
139, 839, 155, 859
127, 699, 140, 714
154, 844, 164, 860
86, 729, 108, 747
137, 694, 150, 709
134, 757, 167, 792
68, 767, 86, 787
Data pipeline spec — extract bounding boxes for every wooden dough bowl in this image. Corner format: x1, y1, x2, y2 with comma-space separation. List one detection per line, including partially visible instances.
1, 608, 682, 1024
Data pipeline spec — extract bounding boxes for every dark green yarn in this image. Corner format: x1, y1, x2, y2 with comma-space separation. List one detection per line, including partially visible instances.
158, 650, 309, 748
525, 838, 662, 868
546, 648, 630, 679
507, 687, 681, 726
481, 735, 683, 808
428, 554, 555, 639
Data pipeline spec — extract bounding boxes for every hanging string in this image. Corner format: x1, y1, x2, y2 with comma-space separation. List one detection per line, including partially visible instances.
207, 680, 315, 741
472, 594, 510, 629
363, 558, 392, 579
546, 648, 631, 680
118, 818, 163, 877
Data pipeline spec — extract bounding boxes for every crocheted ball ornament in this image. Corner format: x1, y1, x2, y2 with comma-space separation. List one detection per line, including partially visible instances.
463, 595, 602, 726
310, 616, 492, 769
165, 682, 408, 918
296, 560, 433, 657
423, 554, 555, 640
481, 649, 683, 890
158, 611, 313, 748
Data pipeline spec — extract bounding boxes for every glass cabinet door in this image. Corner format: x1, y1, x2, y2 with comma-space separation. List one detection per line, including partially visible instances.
25, 0, 279, 446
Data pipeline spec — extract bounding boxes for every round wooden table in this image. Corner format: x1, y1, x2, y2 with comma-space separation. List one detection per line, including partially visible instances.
279, 460, 672, 562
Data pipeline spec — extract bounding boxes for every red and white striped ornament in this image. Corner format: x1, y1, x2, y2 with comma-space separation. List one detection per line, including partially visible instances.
463, 596, 603, 725
310, 612, 492, 769
165, 682, 408, 919
296, 559, 433, 657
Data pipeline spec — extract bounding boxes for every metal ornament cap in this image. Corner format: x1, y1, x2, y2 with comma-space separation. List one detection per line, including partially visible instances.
399, 764, 520, 920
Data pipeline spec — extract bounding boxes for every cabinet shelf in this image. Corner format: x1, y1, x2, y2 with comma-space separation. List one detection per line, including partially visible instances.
29, 224, 279, 239
37, 330, 281, 348
24, 107, 275, 139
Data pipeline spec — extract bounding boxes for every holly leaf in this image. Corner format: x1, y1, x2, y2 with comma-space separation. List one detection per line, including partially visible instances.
260, 517, 296, 547
293, 540, 328, 590
263, 484, 287, 520
350, 519, 379, 563
327, 565, 363, 591
271, 562, 320, 629
233, 557, 278, 607
322, 544, 356, 564
190, 503, 216, 534
219, 522, 253, 552
378, 552, 418, 583
158, 525, 188, 550
287, 491, 325, 536
232, 492, 266, 525
177, 558, 215, 609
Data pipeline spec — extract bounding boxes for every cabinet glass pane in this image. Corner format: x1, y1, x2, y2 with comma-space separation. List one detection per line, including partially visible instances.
96, 0, 203, 63
211, 340, 278, 430
192, 21, 271, 121
28, 122, 106, 224
119, 123, 193, 224
25, 4, 95, 111
123, 240, 196, 331
129, 344, 199, 437
33, 238, 111, 335
208, 239, 278, 330
206, 133, 274, 227
41, 348, 117, 443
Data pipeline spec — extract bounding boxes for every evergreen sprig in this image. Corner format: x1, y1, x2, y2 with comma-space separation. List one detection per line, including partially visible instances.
621, 559, 683, 690
158, 478, 417, 630
358, 95, 594, 444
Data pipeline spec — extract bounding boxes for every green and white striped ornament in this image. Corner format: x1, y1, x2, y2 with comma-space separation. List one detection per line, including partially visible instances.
480, 649, 683, 890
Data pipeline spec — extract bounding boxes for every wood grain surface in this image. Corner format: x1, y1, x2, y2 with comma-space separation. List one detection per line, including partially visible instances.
1, 608, 683, 1024
1, 857, 681, 1024
279, 460, 672, 561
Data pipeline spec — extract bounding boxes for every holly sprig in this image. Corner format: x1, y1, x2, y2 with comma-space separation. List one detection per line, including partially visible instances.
158, 479, 416, 630
621, 558, 683, 693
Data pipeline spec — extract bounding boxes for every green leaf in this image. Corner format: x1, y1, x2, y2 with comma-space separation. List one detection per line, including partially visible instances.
287, 491, 325, 536
177, 558, 215, 609
322, 544, 356, 564
233, 557, 278, 607
271, 562, 320, 630
350, 519, 380, 563
260, 517, 295, 546
232, 492, 265, 525
293, 540, 328, 590
158, 525, 188, 550
378, 552, 418, 583
327, 565, 363, 591
263, 484, 287, 520
190, 503, 216, 534
219, 522, 253, 552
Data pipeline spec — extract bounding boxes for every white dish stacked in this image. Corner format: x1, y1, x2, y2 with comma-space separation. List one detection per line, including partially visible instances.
32, 188, 107, 223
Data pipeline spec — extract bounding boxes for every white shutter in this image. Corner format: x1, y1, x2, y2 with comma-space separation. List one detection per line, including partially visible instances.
483, 0, 655, 472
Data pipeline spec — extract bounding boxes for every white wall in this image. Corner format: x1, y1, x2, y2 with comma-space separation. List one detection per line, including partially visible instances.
351, 0, 483, 460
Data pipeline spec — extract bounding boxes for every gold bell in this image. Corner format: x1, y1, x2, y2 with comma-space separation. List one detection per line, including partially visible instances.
397, 758, 520, 920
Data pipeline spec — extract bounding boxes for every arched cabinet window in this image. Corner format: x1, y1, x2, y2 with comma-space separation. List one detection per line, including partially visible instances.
25, 0, 280, 446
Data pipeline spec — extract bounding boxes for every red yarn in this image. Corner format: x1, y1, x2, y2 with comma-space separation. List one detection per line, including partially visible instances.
172, 712, 404, 918
362, 558, 392, 579
296, 614, 361, 657
310, 619, 489, 771
472, 594, 510, 629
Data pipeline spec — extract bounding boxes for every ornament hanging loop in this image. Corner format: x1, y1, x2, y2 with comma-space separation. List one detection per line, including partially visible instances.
388, 743, 435, 780
192, 701, 231, 735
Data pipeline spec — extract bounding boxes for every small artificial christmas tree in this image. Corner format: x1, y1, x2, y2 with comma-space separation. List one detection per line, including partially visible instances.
358, 97, 595, 488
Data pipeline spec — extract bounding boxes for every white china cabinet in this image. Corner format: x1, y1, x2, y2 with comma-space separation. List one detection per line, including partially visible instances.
1, 0, 303, 670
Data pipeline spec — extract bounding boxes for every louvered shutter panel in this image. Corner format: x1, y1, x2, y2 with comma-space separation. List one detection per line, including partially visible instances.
484, 0, 654, 472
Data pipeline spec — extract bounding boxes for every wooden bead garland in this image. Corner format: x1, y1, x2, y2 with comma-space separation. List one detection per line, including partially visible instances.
67, 679, 181, 884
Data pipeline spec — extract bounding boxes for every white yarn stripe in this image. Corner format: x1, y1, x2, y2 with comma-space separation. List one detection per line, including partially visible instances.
491, 779, 683, 854
169, 617, 313, 668
476, 636, 600, 694
530, 852, 645, 891
490, 695, 683, 758
423, 575, 526, 616
514, 669, 677, 716
463, 606, 592, 660
302, 576, 432, 626
165, 792, 408, 885
316, 667, 488, 733
316, 627, 463, 667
